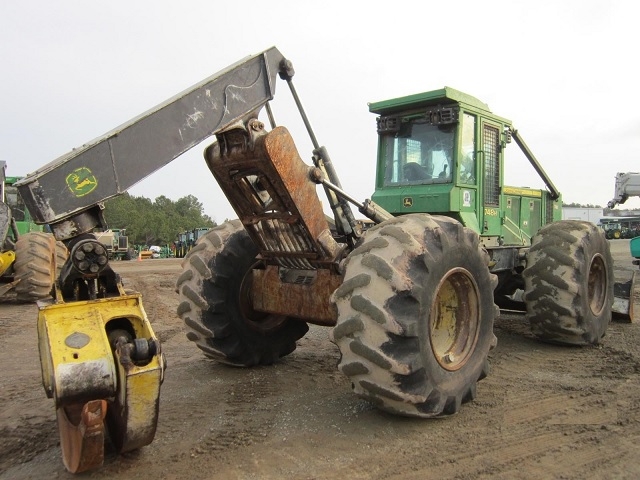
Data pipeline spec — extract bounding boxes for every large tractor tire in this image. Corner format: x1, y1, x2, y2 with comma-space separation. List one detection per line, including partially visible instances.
176, 220, 309, 366
330, 214, 498, 418
522, 220, 613, 345
55, 241, 68, 278
14, 232, 65, 302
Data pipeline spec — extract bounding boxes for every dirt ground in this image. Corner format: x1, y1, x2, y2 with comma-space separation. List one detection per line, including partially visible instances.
1, 240, 640, 479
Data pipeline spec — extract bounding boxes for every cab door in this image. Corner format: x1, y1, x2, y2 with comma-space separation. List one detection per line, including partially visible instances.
480, 120, 502, 239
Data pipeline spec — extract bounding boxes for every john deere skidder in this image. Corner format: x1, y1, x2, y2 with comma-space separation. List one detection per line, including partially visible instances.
16, 47, 614, 471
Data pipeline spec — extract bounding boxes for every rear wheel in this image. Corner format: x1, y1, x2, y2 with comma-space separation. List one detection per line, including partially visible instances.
523, 220, 613, 345
176, 220, 308, 366
330, 214, 498, 418
14, 232, 61, 302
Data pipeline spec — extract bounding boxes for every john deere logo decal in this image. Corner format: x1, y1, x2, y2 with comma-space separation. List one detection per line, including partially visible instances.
403, 197, 413, 208
66, 167, 98, 197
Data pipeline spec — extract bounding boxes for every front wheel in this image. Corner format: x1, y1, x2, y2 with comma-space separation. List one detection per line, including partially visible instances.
176, 220, 309, 366
330, 214, 498, 418
14, 232, 63, 302
523, 220, 613, 345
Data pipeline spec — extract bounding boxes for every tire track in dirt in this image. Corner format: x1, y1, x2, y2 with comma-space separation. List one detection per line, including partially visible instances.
185, 329, 341, 461
338, 318, 640, 480
0, 300, 60, 473
3, 253, 640, 479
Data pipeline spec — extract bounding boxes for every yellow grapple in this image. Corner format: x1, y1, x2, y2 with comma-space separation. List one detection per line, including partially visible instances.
37, 289, 165, 473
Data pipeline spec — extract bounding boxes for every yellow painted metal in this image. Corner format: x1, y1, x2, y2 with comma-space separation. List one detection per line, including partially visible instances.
429, 268, 480, 372
502, 186, 543, 198
37, 298, 118, 403
109, 348, 163, 452
37, 291, 164, 470
0, 250, 15, 276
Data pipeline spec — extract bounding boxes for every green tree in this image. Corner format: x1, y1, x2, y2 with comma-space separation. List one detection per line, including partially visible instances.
563, 202, 603, 208
103, 193, 216, 245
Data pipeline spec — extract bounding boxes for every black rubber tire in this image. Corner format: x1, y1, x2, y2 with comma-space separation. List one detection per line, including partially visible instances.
14, 232, 59, 302
330, 214, 498, 418
124, 247, 136, 261
55, 241, 68, 279
523, 220, 613, 345
176, 220, 309, 366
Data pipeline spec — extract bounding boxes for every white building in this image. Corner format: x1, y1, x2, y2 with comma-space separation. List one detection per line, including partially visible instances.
562, 207, 604, 224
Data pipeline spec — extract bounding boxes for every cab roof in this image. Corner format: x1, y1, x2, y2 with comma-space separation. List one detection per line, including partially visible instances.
368, 86, 492, 115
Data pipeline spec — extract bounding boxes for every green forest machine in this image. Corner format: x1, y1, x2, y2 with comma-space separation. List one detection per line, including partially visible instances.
15, 47, 618, 472
0, 161, 66, 299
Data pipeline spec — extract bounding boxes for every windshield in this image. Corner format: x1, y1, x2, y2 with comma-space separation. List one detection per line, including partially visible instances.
381, 120, 454, 186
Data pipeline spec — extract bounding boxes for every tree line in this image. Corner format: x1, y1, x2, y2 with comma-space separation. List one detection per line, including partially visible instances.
562, 202, 602, 208
103, 193, 216, 245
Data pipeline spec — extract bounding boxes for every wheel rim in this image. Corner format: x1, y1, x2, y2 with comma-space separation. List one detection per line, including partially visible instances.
238, 263, 287, 333
429, 268, 480, 371
588, 253, 607, 316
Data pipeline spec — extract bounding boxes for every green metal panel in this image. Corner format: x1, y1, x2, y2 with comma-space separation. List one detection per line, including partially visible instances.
369, 87, 562, 249
371, 183, 452, 214
14, 221, 44, 235
369, 87, 492, 115
502, 196, 522, 245
631, 237, 640, 258
525, 198, 541, 238
4, 175, 44, 236
458, 211, 481, 234
482, 205, 502, 237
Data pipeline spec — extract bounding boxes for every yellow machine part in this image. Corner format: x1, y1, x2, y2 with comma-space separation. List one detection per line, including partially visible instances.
0, 250, 16, 276
37, 292, 164, 473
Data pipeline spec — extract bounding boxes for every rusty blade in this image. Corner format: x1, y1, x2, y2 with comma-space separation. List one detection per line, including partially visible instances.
0, 278, 19, 296
57, 399, 107, 473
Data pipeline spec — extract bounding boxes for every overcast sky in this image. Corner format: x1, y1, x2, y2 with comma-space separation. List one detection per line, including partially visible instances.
2, 1, 639, 224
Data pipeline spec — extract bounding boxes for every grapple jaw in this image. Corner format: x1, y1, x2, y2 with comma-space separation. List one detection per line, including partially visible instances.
37, 291, 165, 473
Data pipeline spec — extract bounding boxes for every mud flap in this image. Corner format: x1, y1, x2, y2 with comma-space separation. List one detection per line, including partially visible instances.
37, 293, 165, 472
612, 270, 637, 322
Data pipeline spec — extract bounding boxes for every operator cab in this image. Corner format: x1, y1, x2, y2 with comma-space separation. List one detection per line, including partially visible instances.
370, 87, 500, 232
369, 87, 561, 244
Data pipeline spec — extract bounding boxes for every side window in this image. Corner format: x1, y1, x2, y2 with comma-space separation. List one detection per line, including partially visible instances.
460, 113, 476, 184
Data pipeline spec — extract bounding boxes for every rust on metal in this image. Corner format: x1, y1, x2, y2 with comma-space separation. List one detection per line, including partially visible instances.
251, 265, 342, 326
0, 278, 20, 296
57, 399, 107, 473
206, 125, 341, 271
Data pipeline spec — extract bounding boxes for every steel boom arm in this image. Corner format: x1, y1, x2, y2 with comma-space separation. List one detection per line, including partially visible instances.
16, 47, 287, 240
510, 128, 561, 201
608, 172, 640, 208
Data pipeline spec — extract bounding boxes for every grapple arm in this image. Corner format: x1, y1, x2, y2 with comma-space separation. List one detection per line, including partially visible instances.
608, 172, 640, 208
510, 128, 560, 201
16, 47, 287, 241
